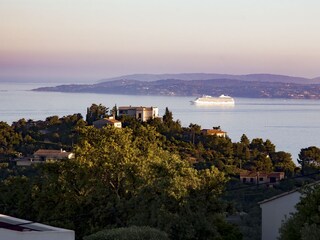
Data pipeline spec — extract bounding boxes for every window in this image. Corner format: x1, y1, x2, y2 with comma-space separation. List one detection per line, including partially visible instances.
270, 177, 276, 183
250, 178, 254, 183
259, 178, 264, 181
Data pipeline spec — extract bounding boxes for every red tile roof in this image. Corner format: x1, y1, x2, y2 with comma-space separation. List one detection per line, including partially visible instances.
34, 149, 72, 158
202, 129, 226, 134
240, 171, 284, 178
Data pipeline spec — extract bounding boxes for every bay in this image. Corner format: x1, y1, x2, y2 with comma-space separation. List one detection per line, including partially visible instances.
1, 82, 320, 164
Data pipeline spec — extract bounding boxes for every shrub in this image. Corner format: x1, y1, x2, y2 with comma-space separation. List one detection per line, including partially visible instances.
83, 226, 169, 240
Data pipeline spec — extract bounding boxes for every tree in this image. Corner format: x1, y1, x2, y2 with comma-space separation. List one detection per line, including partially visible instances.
162, 107, 173, 124
264, 139, 275, 154
250, 138, 266, 152
298, 146, 320, 175
0, 121, 21, 160
279, 184, 320, 240
83, 226, 169, 240
86, 104, 109, 125
0, 175, 34, 218
233, 142, 250, 169
110, 105, 118, 119
189, 123, 201, 144
160, 107, 182, 135
253, 154, 273, 172
240, 134, 250, 146
0, 125, 240, 240
270, 151, 296, 176
46, 116, 61, 126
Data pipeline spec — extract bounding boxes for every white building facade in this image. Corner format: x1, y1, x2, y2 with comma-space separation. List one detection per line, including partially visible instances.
118, 106, 159, 122
0, 214, 75, 240
259, 190, 301, 240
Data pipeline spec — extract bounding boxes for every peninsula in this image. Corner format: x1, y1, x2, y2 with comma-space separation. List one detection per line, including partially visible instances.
33, 73, 320, 99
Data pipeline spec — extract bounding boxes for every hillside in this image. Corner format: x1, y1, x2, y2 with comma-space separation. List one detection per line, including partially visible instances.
99, 73, 320, 84
33, 78, 320, 99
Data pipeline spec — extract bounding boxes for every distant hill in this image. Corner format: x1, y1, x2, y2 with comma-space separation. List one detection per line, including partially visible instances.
34, 78, 320, 99
312, 76, 320, 82
99, 73, 320, 84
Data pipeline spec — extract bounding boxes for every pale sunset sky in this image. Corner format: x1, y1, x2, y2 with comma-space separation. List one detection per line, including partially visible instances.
1, 0, 320, 82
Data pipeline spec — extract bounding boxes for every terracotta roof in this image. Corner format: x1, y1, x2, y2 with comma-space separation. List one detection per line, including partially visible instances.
202, 129, 226, 134
94, 118, 121, 124
240, 171, 284, 178
240, 172, 268, 178
34, 149, 72, 158
103, 118, 121, 124
268, 172, 285, 178
119, 106, 157, 111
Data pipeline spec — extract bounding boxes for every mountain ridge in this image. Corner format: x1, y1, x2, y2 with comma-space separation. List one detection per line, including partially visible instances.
98, 73, 320, 84
33, 78, 320, 99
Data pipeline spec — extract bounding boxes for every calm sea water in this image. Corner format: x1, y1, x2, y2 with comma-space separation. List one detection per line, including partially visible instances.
1, 82, 320, 163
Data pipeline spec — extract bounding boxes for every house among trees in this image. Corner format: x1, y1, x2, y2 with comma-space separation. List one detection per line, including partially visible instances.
14, 149, 75, 166
201, 128, 227, 137
93, 117, 122, 129
0, 214, 75, 240
33, 149, 75, 161
240, 171, 284, 185
118, 106, 159, 122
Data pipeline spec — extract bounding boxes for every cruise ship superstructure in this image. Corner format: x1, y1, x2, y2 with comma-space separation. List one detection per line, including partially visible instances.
192, 95, 235, 105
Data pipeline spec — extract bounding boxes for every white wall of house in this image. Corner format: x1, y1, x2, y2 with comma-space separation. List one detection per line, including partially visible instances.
152, 107, 158, 118
119, 106, 158, 122
0, 228, 74, 240
114, 122, 122, 128
260, 191, 301, 240
0, 214, 75, 240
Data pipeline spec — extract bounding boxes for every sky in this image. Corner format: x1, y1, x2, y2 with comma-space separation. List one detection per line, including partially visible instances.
1, 0, 320, 82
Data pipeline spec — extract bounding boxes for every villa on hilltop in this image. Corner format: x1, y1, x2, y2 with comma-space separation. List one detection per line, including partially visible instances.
118, 106, 159, 122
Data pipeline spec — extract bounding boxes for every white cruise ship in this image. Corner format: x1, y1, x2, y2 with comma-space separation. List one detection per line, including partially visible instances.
191, 94, 235, 105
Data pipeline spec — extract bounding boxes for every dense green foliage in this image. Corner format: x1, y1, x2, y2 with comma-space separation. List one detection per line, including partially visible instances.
1, 106, 297, 176
0, 121, 20, 160
298, 146, 320, 175
83, 226, 169, 240
0, 104, 313, 240
86, 103, 109, 125
11, 114, 85, 155
0, 125, 241, 240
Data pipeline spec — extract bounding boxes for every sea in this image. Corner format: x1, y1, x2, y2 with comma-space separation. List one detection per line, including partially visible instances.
1, 82, 320, 164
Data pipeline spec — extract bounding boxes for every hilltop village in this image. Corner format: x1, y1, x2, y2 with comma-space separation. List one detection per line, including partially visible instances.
1, 103, 320, 240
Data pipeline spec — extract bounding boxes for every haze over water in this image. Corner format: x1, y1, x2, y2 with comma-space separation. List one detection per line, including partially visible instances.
1, 82, 320, 164
1, 1, 320, 82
